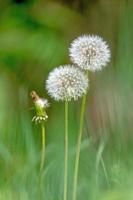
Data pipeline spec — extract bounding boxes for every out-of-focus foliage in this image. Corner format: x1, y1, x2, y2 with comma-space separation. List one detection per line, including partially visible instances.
0, 0, 133, 199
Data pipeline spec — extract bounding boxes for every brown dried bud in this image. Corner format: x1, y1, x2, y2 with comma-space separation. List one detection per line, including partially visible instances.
30, 91, 40, 102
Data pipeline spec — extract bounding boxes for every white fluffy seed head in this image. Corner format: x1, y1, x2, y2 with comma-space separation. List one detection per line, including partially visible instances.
69, 35, 111, 71
46, 65, 89, 101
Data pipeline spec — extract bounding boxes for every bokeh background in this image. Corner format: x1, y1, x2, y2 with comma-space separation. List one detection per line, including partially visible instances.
0, 0, 133, 199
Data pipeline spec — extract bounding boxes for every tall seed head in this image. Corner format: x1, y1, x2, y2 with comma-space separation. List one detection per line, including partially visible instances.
69, 35, 111, 71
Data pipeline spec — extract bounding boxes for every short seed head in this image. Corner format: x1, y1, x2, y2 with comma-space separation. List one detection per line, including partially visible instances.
46, 65, 89, 101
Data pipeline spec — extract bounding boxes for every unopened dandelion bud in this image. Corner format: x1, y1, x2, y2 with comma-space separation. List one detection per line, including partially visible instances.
30, 91, 49, 124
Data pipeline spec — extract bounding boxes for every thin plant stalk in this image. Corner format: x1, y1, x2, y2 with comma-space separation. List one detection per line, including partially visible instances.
63, 101, 69, 200
40, 121, 46, 173
72, 92, 87, 200
100, 156, 110, 186
96, 142, 110, 186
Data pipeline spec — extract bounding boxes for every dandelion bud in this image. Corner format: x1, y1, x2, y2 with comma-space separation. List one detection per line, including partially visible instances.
30, 91, 49, 124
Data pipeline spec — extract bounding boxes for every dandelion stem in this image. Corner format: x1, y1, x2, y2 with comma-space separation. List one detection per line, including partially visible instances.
40, 122, 46, 173
72, 71, 88, 200
72, 93, 87, 200
64, 101, 68, 200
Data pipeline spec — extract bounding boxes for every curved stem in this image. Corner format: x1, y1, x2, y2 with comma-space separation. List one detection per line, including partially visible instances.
72, 93, 87, 200
63, 101, 68, 200
40, 122, 45, 173
100, 156, 110, 186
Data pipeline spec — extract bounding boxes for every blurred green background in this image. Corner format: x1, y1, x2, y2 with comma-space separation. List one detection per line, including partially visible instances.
0, 0, 133, 199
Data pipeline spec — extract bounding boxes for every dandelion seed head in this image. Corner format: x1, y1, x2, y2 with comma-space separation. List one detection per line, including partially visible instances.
69, 35, 111, 71
46, 65, 89, 101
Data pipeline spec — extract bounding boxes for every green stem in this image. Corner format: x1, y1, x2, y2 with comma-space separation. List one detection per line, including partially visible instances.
40, 122, 46, 173
72, 92, 88, 200
100, 156, 110, 186
96, 141, 110, 186
63, 101, 68, 200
